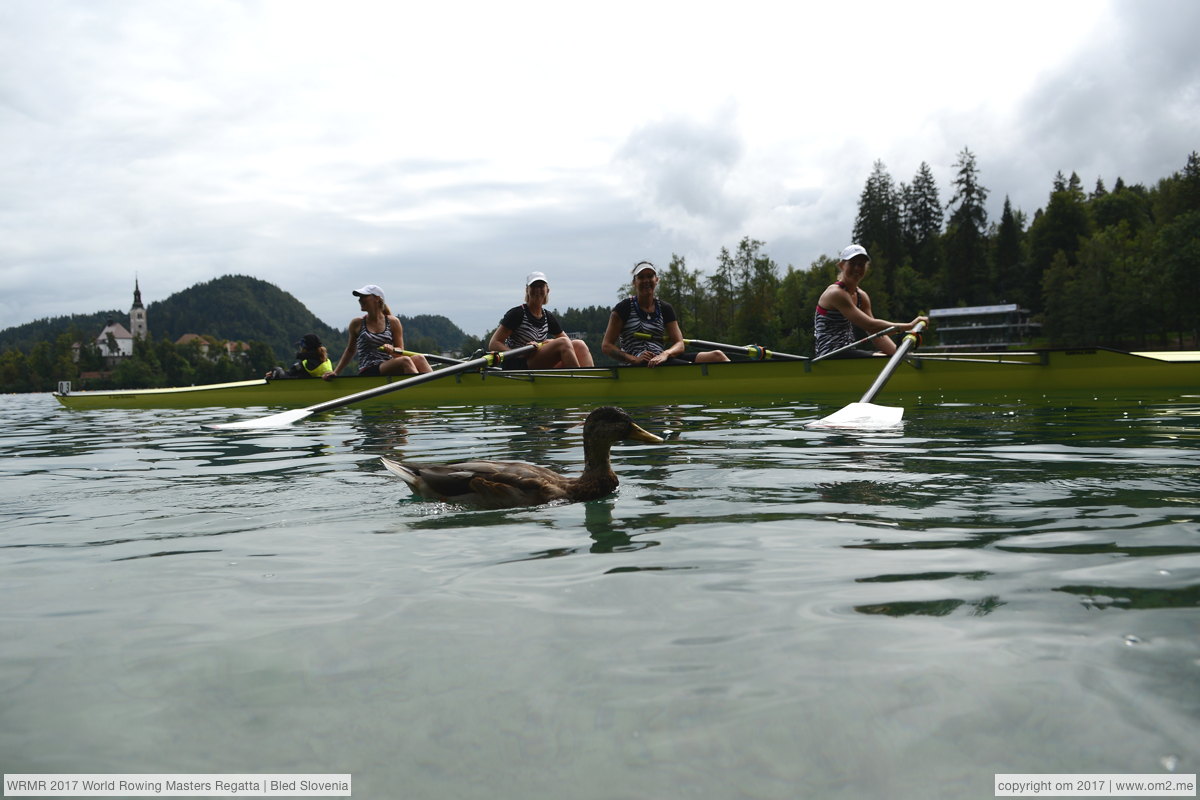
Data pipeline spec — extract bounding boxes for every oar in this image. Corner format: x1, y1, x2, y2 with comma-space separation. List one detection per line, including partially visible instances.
397, 349, 465, 366
633, 332, 807, 361
809, 321, 927, 428
207, 345, 536, 430
810, 326, 897, 362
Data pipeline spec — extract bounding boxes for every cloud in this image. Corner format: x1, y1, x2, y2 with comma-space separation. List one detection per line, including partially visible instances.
997, 0, 1200, 209
2, 0, 1197, 341
616, 111, 748, 238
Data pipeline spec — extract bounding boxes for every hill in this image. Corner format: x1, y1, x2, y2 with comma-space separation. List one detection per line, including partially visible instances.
0, 310, 128, 355
0, 275, 469, 360
148, 275, 343, 359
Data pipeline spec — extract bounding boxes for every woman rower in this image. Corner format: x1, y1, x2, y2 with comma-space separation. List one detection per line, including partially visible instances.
487, 272, 593, 369
324, 284, 432, 380
601, 261, 730, 367
814, 245, 928, 358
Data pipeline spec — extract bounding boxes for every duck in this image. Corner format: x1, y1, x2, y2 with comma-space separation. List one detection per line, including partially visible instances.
379, 406, 663, 509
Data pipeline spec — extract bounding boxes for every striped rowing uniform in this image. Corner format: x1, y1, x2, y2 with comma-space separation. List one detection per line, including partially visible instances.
355, 315, 394, 373
813, 282, 862, 358
613, 297, 678, 357
499, 304, 564, 347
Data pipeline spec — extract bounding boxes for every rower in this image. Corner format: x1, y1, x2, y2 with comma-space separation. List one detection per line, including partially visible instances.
487, 272, 594, 369
814, 245, 928, 358
601, 261, 730, 367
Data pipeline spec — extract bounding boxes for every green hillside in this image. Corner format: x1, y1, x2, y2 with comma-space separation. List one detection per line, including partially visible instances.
0, 275, 469, 361
0, 310, 127, 355
144, 275, 342, 359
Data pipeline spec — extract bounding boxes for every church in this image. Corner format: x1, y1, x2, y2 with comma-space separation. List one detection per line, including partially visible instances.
93, 280, 147, 362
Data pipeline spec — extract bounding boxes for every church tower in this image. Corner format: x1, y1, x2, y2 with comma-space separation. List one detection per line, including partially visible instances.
130, 278, 148, 339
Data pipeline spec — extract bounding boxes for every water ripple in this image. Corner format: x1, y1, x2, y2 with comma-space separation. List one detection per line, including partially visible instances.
2, 390, 1198, 791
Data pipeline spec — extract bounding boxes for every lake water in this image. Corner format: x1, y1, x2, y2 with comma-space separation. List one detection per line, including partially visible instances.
2, 389, 1198, 799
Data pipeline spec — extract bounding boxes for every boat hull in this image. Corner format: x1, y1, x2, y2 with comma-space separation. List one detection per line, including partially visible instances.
52, 349, 1200, 410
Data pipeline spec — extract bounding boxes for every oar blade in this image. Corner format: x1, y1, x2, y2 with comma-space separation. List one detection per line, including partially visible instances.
205, 344, 536, 431
205, 408, 314, 430
808, 401, 904, 429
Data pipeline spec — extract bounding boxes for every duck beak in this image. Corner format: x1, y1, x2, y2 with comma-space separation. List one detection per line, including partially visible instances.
627, 423, 664, 444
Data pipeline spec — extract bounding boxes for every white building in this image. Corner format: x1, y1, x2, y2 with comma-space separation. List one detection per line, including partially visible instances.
927, 304, 1040, 350
89, 281, 147, 362
95, 320, 134, 358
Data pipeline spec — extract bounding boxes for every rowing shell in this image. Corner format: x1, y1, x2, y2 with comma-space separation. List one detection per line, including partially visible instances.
52, 348, 1200, 410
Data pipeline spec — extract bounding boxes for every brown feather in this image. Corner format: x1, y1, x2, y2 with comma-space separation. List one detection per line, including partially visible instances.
380, 407, 662, 508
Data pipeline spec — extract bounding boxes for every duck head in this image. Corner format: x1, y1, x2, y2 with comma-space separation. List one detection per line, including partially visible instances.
584, 406, 663, 445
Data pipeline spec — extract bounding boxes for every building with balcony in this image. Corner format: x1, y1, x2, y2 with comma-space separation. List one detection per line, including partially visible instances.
927, 304, 1040, 350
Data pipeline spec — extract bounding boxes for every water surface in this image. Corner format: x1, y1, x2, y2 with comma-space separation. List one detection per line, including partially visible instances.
2, 391, 1198, 798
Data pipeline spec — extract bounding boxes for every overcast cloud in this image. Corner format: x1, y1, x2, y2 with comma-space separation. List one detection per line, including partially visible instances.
1, 0, 1197, 338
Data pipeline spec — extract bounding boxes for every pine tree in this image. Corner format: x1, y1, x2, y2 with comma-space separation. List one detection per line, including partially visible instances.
1091, 179, 1151, 234
943, 148, 990, 305
1185, 151, 1200, 209
992, 197, 1027, 306
1153, 210, 1200, 346
902, 163, 943, 259
730, 238, 780, 346
658, 254, 703, 334
1027, 173, 1093, 310
705, 248, 737, 337
852, 160, 905, 299
1067, 171, 1084, 198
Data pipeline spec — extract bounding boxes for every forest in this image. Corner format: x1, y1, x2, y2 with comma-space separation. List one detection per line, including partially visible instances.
3, 149, 1198, 393
519, 148, 1199, 362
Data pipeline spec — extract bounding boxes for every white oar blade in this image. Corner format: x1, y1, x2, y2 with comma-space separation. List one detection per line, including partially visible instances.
808, 401, 904, 429
205, 408, 314, 430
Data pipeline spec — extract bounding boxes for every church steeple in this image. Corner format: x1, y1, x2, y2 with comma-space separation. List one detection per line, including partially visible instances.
130, 278, 148, 339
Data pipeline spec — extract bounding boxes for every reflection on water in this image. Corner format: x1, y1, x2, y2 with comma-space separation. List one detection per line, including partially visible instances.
1054, 583, 1200, 610
854, 595, 1005, 617
1, 390, 1198, 796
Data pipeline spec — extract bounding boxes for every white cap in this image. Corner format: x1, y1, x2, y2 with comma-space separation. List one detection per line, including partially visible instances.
526, 271, 548, 286
839, 245, 869, 261
632, 260, 656, 276
352, 284, 385, 302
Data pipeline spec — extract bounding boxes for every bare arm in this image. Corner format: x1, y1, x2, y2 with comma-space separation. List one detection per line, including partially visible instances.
854, 293, 894, 354
663, 321, 685, 356
821, 287, 925, 335
391, 316, 404, 350
325, 319, 361, 379
601, 313, 628, 362
488, 325, 512, 352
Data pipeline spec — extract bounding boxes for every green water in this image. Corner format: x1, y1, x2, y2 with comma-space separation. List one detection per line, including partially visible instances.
1, 391, 1198, 799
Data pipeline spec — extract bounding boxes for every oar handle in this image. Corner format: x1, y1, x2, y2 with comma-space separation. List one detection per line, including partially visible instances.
396, 349, 466, 365
686, 338, 808, 362
631, 332, 807, 362
858, 321, 926, 404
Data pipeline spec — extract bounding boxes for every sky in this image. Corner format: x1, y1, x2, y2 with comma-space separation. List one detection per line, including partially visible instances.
1, 0, 1198, 339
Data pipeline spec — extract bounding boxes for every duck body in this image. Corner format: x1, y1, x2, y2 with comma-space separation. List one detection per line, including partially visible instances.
380, 406, 661, 509
379, 457, 611, 508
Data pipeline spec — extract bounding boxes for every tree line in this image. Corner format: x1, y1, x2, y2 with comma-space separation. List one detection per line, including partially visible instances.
849, 148, 1199, 348
0, 330, 279, 393
512, 149, 1199, 357
1, 323, 471, 394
